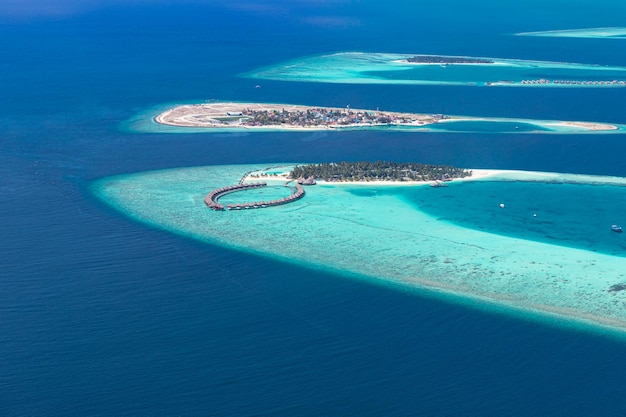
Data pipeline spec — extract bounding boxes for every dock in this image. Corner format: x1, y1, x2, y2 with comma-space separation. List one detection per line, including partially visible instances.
204, 182, 305, 211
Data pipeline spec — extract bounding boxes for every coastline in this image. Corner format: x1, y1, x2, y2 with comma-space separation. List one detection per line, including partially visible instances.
154, 102, 437, 130
246, 52, 626, 91
394, 59, 508, 67
515, 27, 626, 38
243, 168, 504, 186
153, 102, 622, 133
436, 116, 621, 132
554, 121, 619, 131
95, 164, 626, 335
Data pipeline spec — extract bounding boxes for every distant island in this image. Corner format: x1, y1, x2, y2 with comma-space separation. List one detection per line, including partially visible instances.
152, 102, 621, 133
288, 161, 472, 183
515, 27, 626, 39
155, 102, 441, 130
247, 52, 626, 89
406, 55, 495, 65
205, 161, 473, 211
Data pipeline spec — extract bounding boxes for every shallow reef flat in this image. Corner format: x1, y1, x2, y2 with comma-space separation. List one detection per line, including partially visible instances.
93, 164, 626, 334
130, 101, 626, 134
244, 52, 626, 87
516, 27, 626, 39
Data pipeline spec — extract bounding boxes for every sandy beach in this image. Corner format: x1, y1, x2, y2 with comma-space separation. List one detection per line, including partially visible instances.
555, 121, 619, 131
243, 167, 505, 186
155, 102, 436, 130
153, 102, 623, 134
394, 59, 508, 66
97, 163, 626, 333
438, 117, 620, 132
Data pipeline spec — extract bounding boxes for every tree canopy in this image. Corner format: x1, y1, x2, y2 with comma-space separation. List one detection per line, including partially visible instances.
289, 161, 471, 182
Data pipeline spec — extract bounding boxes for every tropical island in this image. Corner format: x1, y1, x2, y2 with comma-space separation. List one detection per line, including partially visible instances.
155, 102, 440, 130
150, 102, 623, 133
97, 163, 626, 333
287, 161, 471, 183
246, 52, 626, 89
204, 161, 472, 211
405, 55, 495, 64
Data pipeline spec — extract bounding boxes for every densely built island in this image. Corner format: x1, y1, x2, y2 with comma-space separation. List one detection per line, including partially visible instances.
153, 102, 621, 133
155, 102, 440, 130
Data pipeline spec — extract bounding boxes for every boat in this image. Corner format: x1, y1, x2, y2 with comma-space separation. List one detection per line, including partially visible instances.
611, 224, 622, 233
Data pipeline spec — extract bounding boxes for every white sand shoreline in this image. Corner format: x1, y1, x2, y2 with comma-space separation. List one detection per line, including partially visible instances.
97, 164, 626, 335
154, 102, 438, 130
153, 102, 622, 133
243, 168, 510, 186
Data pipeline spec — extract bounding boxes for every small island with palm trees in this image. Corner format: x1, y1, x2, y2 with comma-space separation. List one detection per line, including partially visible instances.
288, 161, 471, 183
207, 162, 474, 212
245, 161, 472, 184
405, 55, 495, 65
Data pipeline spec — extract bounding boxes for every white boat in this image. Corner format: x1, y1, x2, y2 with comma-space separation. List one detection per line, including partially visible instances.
611, 224, 622, 233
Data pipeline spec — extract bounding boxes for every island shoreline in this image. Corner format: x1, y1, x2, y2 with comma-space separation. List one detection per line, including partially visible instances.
153, 102, 623, 133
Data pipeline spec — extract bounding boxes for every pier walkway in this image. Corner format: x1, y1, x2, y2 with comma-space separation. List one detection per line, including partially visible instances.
204, 182, 305, 211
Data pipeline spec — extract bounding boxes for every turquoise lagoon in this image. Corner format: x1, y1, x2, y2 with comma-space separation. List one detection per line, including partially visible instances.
245, 52, 626, 87
516, 27, 626, 39
94, 164, 626, 332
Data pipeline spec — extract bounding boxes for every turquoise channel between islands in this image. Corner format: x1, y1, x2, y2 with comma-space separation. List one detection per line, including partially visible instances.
244, 52, 626, 87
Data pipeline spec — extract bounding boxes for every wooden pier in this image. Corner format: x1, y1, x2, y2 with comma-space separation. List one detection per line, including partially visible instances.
204, 182, 305, 211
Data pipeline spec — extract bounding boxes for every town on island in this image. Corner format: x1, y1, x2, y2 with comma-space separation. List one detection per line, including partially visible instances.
154, 102, 619, 132
204, 161, 473, 211
156, 102, 444, 130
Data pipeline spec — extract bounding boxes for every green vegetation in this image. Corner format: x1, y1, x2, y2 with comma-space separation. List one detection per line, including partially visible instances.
289, 161, 471, 182
241, 107, 418, 127
406, 55, 494, 64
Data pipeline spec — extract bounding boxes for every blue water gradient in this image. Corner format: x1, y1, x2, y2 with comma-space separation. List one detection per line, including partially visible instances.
131, 103, 626, 134
402, 180, 626, 256
428, 120, 552, 132
246, 51, 626, 87
3, 1, 626, 416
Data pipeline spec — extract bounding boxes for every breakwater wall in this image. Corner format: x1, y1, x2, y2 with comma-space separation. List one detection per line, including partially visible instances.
204, 182, 305, 211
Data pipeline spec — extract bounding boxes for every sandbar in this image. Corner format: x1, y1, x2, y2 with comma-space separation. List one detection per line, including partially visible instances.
516, 27, 626, 39
244, 166, 502, 186
553, 121, 619, 131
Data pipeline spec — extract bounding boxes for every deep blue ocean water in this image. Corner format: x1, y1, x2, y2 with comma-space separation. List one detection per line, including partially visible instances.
3, 2, 626, 415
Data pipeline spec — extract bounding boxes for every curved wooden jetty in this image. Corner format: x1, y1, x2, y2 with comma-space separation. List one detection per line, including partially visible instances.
204, 182, 305, 211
